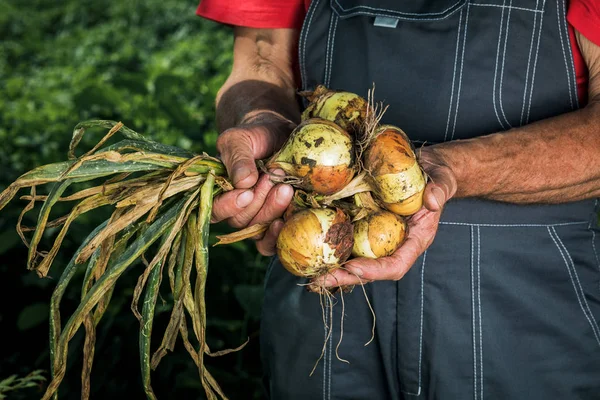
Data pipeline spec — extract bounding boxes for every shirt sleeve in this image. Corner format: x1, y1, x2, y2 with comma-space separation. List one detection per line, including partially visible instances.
567, 0, 600, 46
196, 0, 306, 29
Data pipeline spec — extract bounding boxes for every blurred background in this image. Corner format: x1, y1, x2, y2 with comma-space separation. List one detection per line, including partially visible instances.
0, 0, 269, 398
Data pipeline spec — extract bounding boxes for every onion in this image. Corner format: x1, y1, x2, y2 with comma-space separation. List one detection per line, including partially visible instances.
301, 85, 369, 135
267, 118, 356, 195
364, 125, 426, 216
276, 208, 354, 278
352, 211, 407, 259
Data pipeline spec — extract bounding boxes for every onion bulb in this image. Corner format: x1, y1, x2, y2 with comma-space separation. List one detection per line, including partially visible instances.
267, 118, 355, 195
364, 125, 426, 216
301, 85, 369, 135
276, 208, 354, 278
352, 211, 407, 259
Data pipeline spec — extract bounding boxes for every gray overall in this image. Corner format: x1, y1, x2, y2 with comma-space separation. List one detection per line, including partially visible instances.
260, 0, 600, 398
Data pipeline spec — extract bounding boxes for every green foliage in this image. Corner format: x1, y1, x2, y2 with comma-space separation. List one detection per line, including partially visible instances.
0, 370, 46, 399
0, 1, 268, 399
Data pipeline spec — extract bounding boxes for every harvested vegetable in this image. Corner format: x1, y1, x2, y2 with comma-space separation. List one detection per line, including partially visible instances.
301, 84, 369, 136
363, 125, 426, 216
266, 118, 356, 195
276, 207, 354, 277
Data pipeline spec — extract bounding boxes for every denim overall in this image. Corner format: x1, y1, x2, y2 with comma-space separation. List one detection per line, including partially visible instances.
260, 0, 600, 398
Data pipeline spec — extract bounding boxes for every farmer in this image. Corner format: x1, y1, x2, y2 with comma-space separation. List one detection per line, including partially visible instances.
198, 0, 600, 398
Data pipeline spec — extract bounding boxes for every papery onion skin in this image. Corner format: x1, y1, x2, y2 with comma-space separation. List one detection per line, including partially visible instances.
352, 211, 407, 259
268, 118, 356, 195
364, 125, 426, 216
301, 85, 369, 135
277, 208, 354, 278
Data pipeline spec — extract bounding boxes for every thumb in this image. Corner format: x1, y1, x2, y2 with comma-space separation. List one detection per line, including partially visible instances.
216, 125, 283, 189
421, 159, 457, 212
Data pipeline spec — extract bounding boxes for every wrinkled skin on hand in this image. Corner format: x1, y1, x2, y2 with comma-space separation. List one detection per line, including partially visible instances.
211, 117, 295, 256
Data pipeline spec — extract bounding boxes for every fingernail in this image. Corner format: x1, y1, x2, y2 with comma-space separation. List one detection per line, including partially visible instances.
324, 276, 337, 287
236, 190, 254, 208
234, 166, 252, 184
346, 266, 363, 277
277, 184, 293, 200
270, 168, 286, 177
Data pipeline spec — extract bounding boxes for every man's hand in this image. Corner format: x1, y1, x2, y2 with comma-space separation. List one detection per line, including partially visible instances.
211, 117, 295, 256
315, 147, 457, 287
208, 26, 301, 256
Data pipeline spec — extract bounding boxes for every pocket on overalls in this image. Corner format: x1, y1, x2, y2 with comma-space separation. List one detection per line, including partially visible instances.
477, 223, 600, 397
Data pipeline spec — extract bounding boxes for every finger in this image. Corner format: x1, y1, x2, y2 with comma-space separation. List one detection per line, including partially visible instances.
216, 126, 282, 189
211, 189, 255, 223
343, 214, 436, 284
419, 151, 457, 213
248, 183, 293, 228
226, 173, 276, 228
255, 219, 284, 256
311, 267, 373, 288
423, 174, 456, 212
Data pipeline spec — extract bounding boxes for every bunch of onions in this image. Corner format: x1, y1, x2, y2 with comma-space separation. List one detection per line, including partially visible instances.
224, 85, 425, 280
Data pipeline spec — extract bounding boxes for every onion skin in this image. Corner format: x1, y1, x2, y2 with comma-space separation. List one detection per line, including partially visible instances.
364, 125, 426, 216
352, 211, 407, 259
301, 85, 368, 135
268, 118, 356, 195
277, 208, 354, 278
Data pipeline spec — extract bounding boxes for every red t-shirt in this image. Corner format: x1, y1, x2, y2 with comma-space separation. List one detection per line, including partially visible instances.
197, 0, 600, 105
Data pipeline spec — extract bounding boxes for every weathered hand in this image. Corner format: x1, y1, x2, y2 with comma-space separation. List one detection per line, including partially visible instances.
211, 117, 295, 256
315, 146, 457, 287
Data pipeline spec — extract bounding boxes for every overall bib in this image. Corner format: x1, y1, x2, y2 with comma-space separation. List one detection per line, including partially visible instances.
260, 0, 600, 398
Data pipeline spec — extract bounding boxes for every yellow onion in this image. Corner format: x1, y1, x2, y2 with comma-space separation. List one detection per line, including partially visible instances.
301, 85, 369, 135
364, 125, 426, 216
267, 118, 355, 195
352, 211, 407, 259
277, 208, 354, 278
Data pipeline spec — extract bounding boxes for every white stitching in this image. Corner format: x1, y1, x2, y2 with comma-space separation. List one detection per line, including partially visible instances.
498, 0, 513, 128
520, 0, 539, 126
451, 1, 471, 140
325, 15, 339, 87
300, 0, 322, 91
328, 304, 333, 400
492, 0, 508, 130
333, 0, 464, 17
324, 13, 336, 88
477, 226, 483, 400
470, 3, 543, 13
560, 0, 580, 109
322, 299, 328, 400
439, 221, 588, 227
444, 9, 464, 142
526, 0, 545, 124
554, 227, 600, 345
400, 251, 427, 396
548, 227, 600, 348
471, 226, 478, 399
556, 0, 574, 110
